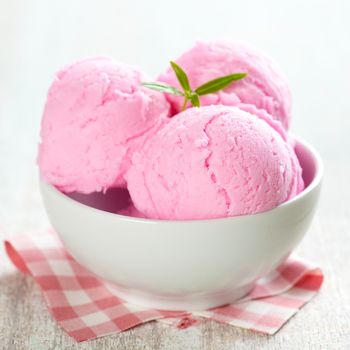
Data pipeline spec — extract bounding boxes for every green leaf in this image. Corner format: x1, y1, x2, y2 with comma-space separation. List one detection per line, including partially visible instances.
170, 61, 191, 91
195, 73, 247, 96
142, 82, 184, 96
190, 93, 200, 107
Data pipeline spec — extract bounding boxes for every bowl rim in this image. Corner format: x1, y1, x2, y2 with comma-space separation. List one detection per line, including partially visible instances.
40, 137, 323, 224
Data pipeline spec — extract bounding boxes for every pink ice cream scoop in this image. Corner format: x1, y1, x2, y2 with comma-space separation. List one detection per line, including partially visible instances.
158, 41, 292, 130
126, 105, 304, 220
117, 202, 147, 218
38, 57, 170, 193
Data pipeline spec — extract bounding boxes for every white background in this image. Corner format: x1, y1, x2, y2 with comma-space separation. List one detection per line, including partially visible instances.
0, 1, 349, 348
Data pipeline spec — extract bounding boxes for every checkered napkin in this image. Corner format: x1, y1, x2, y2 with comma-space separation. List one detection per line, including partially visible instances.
4, 231, 323, 342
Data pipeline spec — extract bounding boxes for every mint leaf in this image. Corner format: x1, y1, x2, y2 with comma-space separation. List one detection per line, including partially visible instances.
143, 64, 247, 112
190, 92, 200, 107
195, 73, 247, 96
142, 82, 184, 96
170, 61, 191, 92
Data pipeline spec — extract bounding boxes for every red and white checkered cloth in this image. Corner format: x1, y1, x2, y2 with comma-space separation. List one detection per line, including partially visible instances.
4, 230, 323, 342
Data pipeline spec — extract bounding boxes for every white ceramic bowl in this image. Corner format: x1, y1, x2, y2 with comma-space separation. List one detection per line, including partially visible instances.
40, 138, 323, 311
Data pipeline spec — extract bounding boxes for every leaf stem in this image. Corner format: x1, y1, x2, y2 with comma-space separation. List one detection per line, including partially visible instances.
181, 95, 189, 111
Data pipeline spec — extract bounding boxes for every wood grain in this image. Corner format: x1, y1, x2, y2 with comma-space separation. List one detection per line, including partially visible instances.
1, 1, 350, 348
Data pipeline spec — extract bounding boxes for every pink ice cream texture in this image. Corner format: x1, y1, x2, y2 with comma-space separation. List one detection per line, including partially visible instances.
159, 40, 292, 130
126, 105, 304, 220
38, 57, 170, 194
117, 202, 146, 218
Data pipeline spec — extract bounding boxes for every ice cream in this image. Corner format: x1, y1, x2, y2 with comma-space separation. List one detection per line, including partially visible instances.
126, 105, 303, 220
117, 203, 146, 218
38, 57, 170, 194
159, 41, 292, 129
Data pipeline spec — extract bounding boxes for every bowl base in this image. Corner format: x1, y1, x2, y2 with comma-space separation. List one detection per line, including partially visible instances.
104, 282, 255, 311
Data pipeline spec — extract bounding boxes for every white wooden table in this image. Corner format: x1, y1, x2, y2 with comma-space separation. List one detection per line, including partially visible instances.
1, 1, 349, 348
